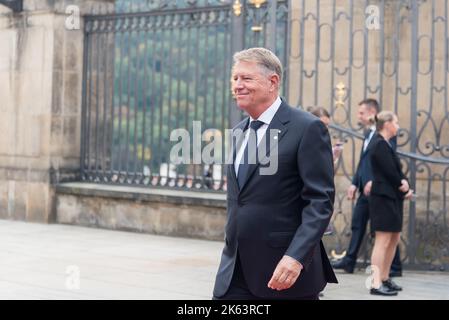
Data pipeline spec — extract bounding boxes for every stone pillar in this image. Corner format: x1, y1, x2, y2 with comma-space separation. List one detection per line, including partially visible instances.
0, 0, 113, 222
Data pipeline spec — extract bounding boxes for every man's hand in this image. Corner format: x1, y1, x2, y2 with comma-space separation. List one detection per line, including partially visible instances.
332, 143, 343, 163
404, 189, 414, 200
363, 181, 372, 196
399, 179, 410, 193
347, 184, 357, 200
267, 255, 303, 291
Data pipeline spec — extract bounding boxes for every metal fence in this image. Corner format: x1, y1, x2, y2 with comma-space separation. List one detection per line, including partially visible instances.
80, 0, 449, 271
81, 0, 288, 191
288, 0, 449, 271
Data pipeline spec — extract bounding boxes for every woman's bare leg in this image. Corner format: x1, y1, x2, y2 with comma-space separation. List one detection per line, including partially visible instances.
383, 232, 401, 281
370, 232, 391, 288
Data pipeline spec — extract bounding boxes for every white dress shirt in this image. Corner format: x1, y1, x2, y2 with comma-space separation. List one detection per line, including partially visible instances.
363, 125, 376, 152
234, 97, 282, 176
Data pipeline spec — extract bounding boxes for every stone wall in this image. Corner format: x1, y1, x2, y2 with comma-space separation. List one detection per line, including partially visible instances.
0, 0, 113, 222
56, 183, 227, 240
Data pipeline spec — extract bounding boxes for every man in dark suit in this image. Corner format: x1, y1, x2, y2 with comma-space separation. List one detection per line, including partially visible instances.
213, 48, 337, 300
331, 99, 402, 276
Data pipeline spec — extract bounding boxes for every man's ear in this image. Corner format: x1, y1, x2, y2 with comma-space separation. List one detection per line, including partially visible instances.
269, 74, 280, 92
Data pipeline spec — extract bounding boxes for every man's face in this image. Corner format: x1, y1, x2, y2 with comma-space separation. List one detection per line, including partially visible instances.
232, 60, 275, 113
357, 104, 376, 127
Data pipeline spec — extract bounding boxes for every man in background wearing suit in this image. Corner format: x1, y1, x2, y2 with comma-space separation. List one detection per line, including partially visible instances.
331, 99, 402, 276
213, 48, 337, 300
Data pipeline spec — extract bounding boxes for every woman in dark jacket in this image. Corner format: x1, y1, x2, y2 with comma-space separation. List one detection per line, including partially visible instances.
368, 111, 413, 296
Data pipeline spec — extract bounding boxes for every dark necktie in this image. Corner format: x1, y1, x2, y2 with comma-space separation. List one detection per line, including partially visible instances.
237, 120, 265, 189
363, 128, 372, 139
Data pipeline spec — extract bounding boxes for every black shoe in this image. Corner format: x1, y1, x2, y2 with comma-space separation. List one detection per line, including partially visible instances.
331, 259, 354, 274
389, 269, 402, 277
370, 284, 398, 296
383, 278, 402, 291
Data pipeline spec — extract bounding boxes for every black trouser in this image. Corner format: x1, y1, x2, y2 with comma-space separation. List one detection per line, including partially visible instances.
213, 255, 319, 300
344, 194, 402, 271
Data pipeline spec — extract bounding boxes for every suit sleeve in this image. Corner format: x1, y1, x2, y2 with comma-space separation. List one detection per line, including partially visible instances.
371, 141, 404, 188
285, 119, 335, 269
352, 144, 364, 187
352, 164, 360, 187
364, 151, 374, 186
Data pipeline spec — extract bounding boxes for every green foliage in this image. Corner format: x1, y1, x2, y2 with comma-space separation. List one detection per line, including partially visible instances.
110, 24, 231, 172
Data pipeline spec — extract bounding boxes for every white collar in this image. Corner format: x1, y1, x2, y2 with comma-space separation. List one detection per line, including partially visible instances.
249, 97, 282, 125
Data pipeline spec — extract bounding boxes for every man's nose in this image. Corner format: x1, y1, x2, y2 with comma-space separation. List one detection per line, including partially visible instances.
234, 78, 244, 88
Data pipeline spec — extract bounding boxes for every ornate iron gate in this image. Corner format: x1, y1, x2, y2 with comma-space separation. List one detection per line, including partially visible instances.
288, 0, 449, 271
81, 0, 288, 190
80, 0, 448, 271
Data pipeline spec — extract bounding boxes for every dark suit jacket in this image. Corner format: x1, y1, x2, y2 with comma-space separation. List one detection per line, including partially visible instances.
370, 133, 407, 200
213, 101, 338, 299
352, 130, 375, 192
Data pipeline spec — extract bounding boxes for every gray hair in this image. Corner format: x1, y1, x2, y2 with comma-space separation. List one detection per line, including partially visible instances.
233, 47, 283, 88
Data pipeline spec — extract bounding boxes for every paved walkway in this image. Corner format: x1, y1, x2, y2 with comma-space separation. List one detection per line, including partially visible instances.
0, 220, 448, 300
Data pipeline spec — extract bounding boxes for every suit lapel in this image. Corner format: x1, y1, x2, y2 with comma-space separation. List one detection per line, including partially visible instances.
228, 118, 249, 190
361, 132, 377, 159
364, 133, 377, 154
239, 102, 290, 192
